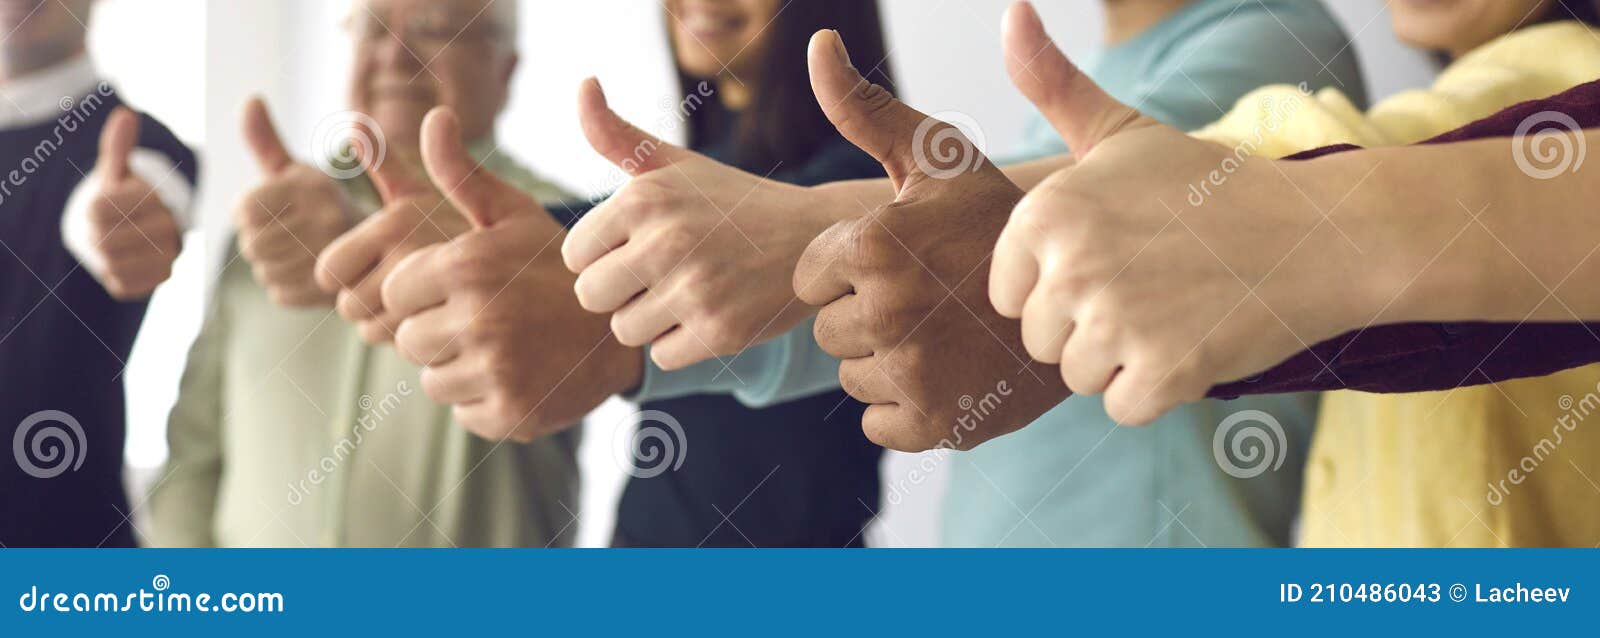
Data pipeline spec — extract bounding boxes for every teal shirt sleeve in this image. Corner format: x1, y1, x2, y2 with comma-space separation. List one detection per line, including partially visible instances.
1006, 0, 1367, 161
626, 316, 842, 408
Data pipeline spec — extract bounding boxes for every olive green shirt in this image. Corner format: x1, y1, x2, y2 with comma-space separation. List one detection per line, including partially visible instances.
149, 141, 580, 547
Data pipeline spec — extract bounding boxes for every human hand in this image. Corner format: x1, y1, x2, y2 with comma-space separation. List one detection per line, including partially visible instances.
316, 149, 471, 343
560, 79, 848, 370
989, 2, 1373, 424
792, 30, 1066, 452
234, 97, 356, 308
76, 107, 182, 300
381, 108, 643, 442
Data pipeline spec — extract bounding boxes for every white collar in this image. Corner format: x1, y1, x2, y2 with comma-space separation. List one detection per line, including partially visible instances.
0, 53, 101, 129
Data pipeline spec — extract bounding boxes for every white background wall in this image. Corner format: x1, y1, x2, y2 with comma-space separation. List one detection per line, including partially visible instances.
106, 0, 1435, 547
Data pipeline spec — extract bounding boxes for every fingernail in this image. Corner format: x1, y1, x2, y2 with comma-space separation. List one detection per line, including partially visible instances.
830, 29, 853, 68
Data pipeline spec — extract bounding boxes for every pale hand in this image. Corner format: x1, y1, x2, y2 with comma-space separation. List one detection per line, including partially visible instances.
989, 2, 1376, 424
234, 97, 354, 308
382, 108, 642, 442
78, 107, 182, 301
561, 78, 842, 371
316, 149, 472, 344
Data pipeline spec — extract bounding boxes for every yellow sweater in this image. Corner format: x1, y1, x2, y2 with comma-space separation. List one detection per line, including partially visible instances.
1194, 21, 1600, 547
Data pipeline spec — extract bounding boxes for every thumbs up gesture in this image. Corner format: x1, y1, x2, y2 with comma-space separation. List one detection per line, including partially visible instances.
792, 30, 1066, 453
379, 108, 642, 442
76, 107, 183, 300
315, 143, 471, 343
989, 2, 1365, 424
233, 97, 358, 308
560, 79, 840, 370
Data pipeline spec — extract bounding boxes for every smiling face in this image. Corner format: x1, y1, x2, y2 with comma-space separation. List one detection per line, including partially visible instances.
664, 0, 780, 82
1389, 0, 1558, 58
347, 0, 516, 151
0, 0, 90, 76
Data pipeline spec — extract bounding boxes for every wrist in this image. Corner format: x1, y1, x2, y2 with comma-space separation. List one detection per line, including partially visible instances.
808, 178, 891, 226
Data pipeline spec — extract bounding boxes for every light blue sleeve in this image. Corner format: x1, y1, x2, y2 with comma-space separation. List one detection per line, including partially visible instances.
625, 316, 842, 408
1005, 1, 1366, 162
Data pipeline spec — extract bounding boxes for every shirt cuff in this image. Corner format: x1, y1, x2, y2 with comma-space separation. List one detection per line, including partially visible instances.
624, 317, 843, 408
61, 149, 196, 271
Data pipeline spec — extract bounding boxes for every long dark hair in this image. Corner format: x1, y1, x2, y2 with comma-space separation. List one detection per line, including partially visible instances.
672, 0, 895, 169
1553, 0, 1600, 26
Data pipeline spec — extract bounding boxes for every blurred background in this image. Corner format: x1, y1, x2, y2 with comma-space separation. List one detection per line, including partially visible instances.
101, 0, 1433, 547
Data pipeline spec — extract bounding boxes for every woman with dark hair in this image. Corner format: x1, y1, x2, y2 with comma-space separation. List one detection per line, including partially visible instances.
604, 0, 896, 547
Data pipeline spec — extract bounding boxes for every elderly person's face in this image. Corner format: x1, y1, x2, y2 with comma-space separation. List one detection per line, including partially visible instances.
0, 0, 91, 68
347, 0, 516, 151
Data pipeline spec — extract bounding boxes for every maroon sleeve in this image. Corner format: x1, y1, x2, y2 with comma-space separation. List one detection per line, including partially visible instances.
1210, 79, 1600, 397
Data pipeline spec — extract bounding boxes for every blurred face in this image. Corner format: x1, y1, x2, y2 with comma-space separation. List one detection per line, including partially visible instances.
0, 0, 90, 74
665, 0, 781, 81
347, 0, 516, 151
1389, 0, 1557, 58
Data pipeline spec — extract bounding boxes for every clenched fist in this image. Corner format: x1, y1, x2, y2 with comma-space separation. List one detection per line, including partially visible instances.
381, 108, 642, 442
989, 2, 1370, 424
560, 79, 846, 370
316, 151, 471, 344
793, 30, 1066, 453
76, 107, 182, 301
234, 97, 356, 308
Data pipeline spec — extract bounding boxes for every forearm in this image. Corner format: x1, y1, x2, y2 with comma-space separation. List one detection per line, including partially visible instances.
1319, 130, 1600, 326
1210, 129, 1600, 398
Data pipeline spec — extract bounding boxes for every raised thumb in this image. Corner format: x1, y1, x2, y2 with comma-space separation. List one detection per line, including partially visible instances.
1003, 1, 1147, 155
808, 29, 955, 190
421, 107, 527, 229
97, 106, 140, 182
242, 96, 293, 175
577, 77, 690, 176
